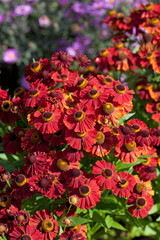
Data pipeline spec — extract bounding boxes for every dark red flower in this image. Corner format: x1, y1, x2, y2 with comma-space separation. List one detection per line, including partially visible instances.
21, 129, 50, 153
51, 51, 73, 68
29, 209, 58, 240
59, 230, 86, 240
10, 225, 42, 240
112, 172, 136, 198
63, 168, 85, 188
75, 54, 91, 67
127, 191, 154, 218
69, 178, 100, 209
92, 160, 118, 190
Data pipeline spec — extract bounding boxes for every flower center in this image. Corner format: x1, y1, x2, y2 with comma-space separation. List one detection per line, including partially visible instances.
100, 49, 109, 57
42, 70, 49, 78
1, 100, 13, 112
76, 132, 87, 138
39, 178, 49, 188
143, 33, 153, 43
89, 89, 100, 99
131, 124, 141, 133
136, 197, 147, 209
144, 3, 153, 11
156, 103, 160, 112
31, 132, 42, 145
30, 61, 42, 72
108, 10, 116, 16
117, 50, 128, 60
9, 133, 17, 141
111, 127, 120, 135
124, 141, 136, 152
42, 112, 54, 122
79, 185, 91, 197
0, 224, 7, 234
15, 174, 27, 187
16, 214, 25, 223
14, 87, 25, 96
119, 179, 128, 188
60, 74, 67, 81
77, 78, 87, 89
103, 77, 112, 85
74, 110, 85, 122
103, 103, 114, 115
69, 237, 78, 240
147, 166, 155, 173
0, 195, 11, 208
69, 195, 79, 205
115, 84, 126, 94
29, 89, 39, 98
49, 91, 59, 98
141, 130, 149, 138
142, 158, 150, 166
41, 219, 54, 232
146, 52, 154, 59
21, 235, 32, 240
96, 132, 105, 145
71, 168, 81, 178
134, 183, 146, 194
121, 126, 132, 135
123, 16, 132, 24
52, 131, 62, 139
28, 155, 37, 164
102, 168, 113, 178
57, 158, 69, 171
48, 174, 57, 185
59, 53, 67, 61
151, 18, 159, 26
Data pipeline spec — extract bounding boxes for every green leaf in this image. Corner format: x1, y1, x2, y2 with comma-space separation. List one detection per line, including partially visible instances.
111, 221, 127, 231
105, 215, 113, 228
92, 211, 108, 229
118, 112, 135, 125
149, 203, 160, 215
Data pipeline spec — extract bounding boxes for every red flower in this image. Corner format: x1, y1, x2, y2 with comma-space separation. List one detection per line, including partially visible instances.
75, 54, 91, 67
88, 127, 112, 157
24, 152, 52, 176
150, 127, 160, 146
43, 128, 66, 148
64, 104, 95, 133
69, 178, 100, 209
112, 172, 136, 198
10, 225, 42, 240
114, 141, 141, 163
127, 191, 154, 218
136, 129, 153, 147
51, 51, 73, 68
0, 99, 19, 124
107, 80, 134, 105
63, 168, 85, 188
59, 230, 86, 240
146, 101, 160, 123
139, 166, 157, 181
32, 106, 62, 134
0, 87, 7, 104
65, 128, 97, 151
21, 129, 50, 153
23, 81, 48, 108
29, 209, 58, 240
62, 146, 84, 162
92, 160, 118, 190
134, 175, 154, 196
127, 119, 148, 133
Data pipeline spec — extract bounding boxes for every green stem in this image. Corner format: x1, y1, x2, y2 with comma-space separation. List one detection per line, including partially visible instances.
18, 112, 28, 127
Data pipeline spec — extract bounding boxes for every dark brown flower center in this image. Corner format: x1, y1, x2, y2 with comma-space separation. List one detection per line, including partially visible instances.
14, 87, 25, 96
0, 195, 11, 208
42, 112, 54, 122
15, 174, 27, 187
21, 235, 32, 240
90, 89, 97, 95
103, 77, 112, 85
77, 78, 87, 89
53, 130, 62, 137
28, 155, 36, 164
89, 89, 100, 99
102, 168, 113, 178
115, 84, 126, 94
29, 89, 39, 97
121, 126, 131, 135
39, 178, 49, 188
49, 91, 59, 98
79, 185, 91, 196
119, 179, 128, 188
141, 130, 149, 138
74, 110, 85, 122
71, 168, 81, 178
9, 133, 17, 141
147, 166, 155, 173
31, 62, 39, 68
1, 100, 13, 112
112, 127, 120, 135
59, 53, 67, 61
131, 124, 141, 132
61, 74, 67, 81
136, 197, 146, 208
31, 132, 42, 145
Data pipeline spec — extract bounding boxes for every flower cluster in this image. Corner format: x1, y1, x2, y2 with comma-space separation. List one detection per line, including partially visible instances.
95, 2, 160, 124
0, 47, 159, 239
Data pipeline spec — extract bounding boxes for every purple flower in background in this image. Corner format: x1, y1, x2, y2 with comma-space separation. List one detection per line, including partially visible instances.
72, 2, 87, 14
0, 13, 5, 23
75, 36, 91, 47
21, 77, 30, 90
39, 15, 51, 27
56, 39, 68, 51
59, 0, 71, 6
3, 49, 19, 64
66, 42, 84, 57
14, 4, 32, 16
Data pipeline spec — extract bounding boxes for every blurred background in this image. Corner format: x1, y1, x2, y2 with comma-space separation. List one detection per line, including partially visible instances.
0, 0, 154, 93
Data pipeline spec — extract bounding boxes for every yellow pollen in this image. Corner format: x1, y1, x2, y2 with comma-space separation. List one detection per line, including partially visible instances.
1, 100, 13, 112
57, 158, 69, 171
76, 132, 87, 138
41, 219, 54, 232
124, 141, 136, 152
100, 49, 109, 57
30, 61, 42, 73
96, 132, 105, 145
